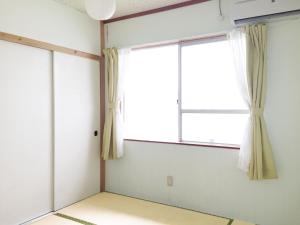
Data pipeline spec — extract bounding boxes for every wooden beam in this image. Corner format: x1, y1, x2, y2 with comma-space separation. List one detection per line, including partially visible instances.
104, 0, 210, 24
0, 31, 100, 60
99, 21, 106, 192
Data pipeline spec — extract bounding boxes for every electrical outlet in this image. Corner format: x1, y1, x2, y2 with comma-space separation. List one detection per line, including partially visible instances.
167, 176, 173, 187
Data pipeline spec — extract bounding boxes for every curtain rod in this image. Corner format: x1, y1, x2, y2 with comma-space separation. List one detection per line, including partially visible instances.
131, 34, 227, 51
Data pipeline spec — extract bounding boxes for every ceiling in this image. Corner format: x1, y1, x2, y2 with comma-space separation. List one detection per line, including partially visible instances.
53, 0, 192, 18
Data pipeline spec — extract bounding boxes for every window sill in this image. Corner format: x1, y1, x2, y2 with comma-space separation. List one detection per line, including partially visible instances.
124, 139, 240, 150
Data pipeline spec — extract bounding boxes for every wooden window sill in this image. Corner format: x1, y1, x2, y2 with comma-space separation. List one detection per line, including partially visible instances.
124, 139, 240, 150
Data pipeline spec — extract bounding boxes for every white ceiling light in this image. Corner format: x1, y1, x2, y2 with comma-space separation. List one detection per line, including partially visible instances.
85, 0, 116, 20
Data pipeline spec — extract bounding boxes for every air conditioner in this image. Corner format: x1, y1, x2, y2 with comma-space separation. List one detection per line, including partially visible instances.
230, 0, 300, 25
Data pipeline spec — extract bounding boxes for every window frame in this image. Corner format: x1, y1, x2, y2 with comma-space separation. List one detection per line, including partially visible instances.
125, 34, 248, 149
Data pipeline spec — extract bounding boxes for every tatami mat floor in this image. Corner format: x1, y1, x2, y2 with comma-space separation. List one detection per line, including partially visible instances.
31, 192, 254, 225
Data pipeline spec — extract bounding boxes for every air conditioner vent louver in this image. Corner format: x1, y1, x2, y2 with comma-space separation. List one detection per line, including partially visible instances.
230, 0, 300, 25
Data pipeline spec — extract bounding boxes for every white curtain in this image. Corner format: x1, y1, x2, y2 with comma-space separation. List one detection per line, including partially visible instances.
229, 24, 277, 180
102, 48, 130, 160
229, 29, 251, 172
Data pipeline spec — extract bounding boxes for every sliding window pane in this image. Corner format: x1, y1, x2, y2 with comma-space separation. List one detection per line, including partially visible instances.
182, 113, 248, 145
125, 45, 178, 141
181, 40, 246, 110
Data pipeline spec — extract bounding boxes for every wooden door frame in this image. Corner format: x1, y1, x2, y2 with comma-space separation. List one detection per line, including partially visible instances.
99, 22, 106, 192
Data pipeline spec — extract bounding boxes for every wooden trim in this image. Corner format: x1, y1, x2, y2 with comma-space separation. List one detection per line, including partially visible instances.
104, 0, 211, 24
124, 139, 240, 150
0, 31, 100, 60
99, 22, 106, 192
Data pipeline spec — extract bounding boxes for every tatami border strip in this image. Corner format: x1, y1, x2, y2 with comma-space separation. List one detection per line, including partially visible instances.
228, 219, 234, 225
55, 213, 97, 225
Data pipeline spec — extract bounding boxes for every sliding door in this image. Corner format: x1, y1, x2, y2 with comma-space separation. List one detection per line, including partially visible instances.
53, 52, 100, 210
0, 41, 53, 225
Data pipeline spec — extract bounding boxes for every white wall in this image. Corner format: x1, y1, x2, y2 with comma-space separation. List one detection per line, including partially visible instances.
0, 0, 100, 54
106, 0, 232, 48
105, 1, 300, 225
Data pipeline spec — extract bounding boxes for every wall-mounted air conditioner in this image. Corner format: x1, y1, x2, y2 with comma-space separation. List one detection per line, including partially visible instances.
230, 0, 300, 25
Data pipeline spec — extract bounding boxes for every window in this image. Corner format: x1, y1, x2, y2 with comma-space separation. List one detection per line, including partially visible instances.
125, 36, 248, 146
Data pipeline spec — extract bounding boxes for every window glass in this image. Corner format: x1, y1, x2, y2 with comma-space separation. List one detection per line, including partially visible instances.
181, 40, 247, 110
182, 113, 248, 145
124, 45, 178, 141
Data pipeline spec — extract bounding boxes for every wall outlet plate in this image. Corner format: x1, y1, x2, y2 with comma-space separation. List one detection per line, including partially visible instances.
167, 176, 173, 187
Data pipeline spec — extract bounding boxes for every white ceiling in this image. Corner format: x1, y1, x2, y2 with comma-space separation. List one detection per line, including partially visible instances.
53, 0, 192, 18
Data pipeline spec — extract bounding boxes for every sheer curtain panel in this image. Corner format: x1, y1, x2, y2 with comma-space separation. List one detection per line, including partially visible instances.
230, 24, 278, 180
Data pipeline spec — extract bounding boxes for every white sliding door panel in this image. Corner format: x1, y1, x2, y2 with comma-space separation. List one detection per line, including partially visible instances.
53, 52, 100, 210
0, 41, 53, 225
